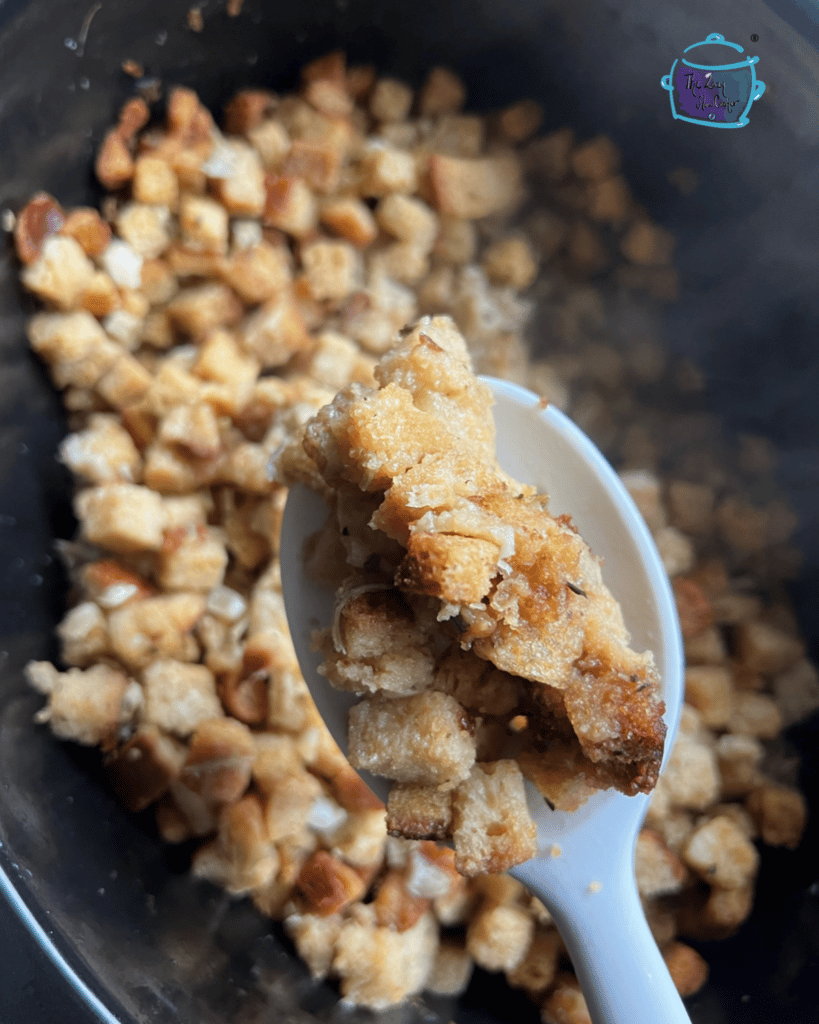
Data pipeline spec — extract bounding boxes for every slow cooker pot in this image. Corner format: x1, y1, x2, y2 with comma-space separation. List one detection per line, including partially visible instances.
0, 1, 818, 1023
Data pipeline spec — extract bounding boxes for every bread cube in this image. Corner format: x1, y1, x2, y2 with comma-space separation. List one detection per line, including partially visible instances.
620, 220, 675, 266
429, 153, 523, 219
377, 194, 438, 252
158, 525, 228, 591
332, 906, 439, 1009
220, 241, 291, 304
452, 761, 536, 876
247, 118, 291, 169
59, 414, 141, 484
167, 283, 243, 337
348, 691, 475, 787
181, 716, 255, 804
108, 592, 205, 669
419, 67, 466, 117
263, 175, 318, 237
746, 783, 807, 850
571, 135, 621, 181
505, 926, 561, 998
651, 732, 720, 812
75, 483, 166, 553
734, 619, 804, 676
729, 691, 783, 739
541, 972, 592, 1024
296, 849, 367, 916
141, 659, 222, 737
482, 235, 538, 290
105, 726, 186, 813
634, 828, 686, 898
115, 202, 172, 260
359, 146, 418, 197
240, 293, 311, 368
21, 235, 96, 310
320, 197, 378, 247
666, 479, 715, 535
301, 239, 361, 301
425, 937, 474, 995
684, 665, 734, 730
56, 600, 109, 666
132, 155, 179, 208
773, 658, 819, 726
178, 194, 229, 254
210, 139, 266, 216
467, 901, 534, 972
682, 815, 759, 889
387, 783, 452, 840
192, 794, 278, 895
370, 77, 413, 122
30, 661, 136, 751
284, 912, 342, 979
663, 941, 709, 998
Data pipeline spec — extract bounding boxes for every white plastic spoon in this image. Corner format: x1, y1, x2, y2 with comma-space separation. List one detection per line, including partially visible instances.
280, 376, 689, 1024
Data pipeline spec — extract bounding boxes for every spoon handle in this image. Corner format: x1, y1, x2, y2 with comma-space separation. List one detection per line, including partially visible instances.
514, 861, 692, 1024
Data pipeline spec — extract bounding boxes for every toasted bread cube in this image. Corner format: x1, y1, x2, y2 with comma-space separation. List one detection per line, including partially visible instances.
282, 138, 343, 194
158, 525, 228, 591
662, 941, 709, 998
132, 155, 179, 208
729, 691, 782, 739
571, 135, 621, 180
620, 219, 675, 266
320, 197, 378, 247
360, 147, 418, 197
541, 973, 592, 1024
565, 220, 609, 275
100, 238, 143, 289
166, 283, 243, 338
326, 807, 387, 869
256, 753, 322, 843
193, 794, 279, 895
333, 906, 439, 1010
419, 67, 466, 117
220, 241, 291, 304
178, 194, 229, 255
682, 815, 759, 890
715, 732, 764, 799
452, 761, 537, 876
370, 78, 413, 122
654, 525, 695, 578
56, 600, 109, 666
284, 912, 343, 980
263, 175, 318, 237
387, 783, 452, 840
240, 293, 311, 368
115, 202, 172, 260
734, 619, 804, 675
746, 783, 807, 850
59, 414, 142, 484
181, 716, 255, 804
505, 926, 561, 998
397, 532, 500, 605
301, 239, 361, 301
634, 828, 686, 898
773, 658, 819, 726
306, 330, 376, 390
247, 118, 291, 169
482, 235, 538, 290
467, 901, 534, 973
297, 849, 367, 916
433, 216, 477, 264
31, 662, 135, 750
429, 153, 523, 219
348, 691, 475, 787
210, 140, 266, 216
424, 937, 474, 996
157, 401, 221, 460
75, 483, 166, 553
684, 665, 734, 730
105, 726, 186, 812
193, 328, 260, 395
672, 577, 714, 642
78, 271, 120, 317
141, 659, 222, 737
620, 469, 666, 533
108, 593, 205, 669
21, 235, 96, 310
377, 194, 438, 252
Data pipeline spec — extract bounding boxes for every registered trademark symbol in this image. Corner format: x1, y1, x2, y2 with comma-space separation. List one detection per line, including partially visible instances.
751, 34, 759, 42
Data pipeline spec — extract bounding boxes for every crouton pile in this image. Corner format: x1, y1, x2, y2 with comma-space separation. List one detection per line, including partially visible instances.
15, 50, 812, 1022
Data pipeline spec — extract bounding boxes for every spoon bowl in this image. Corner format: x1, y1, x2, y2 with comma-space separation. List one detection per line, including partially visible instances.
281, 376, 688, 1024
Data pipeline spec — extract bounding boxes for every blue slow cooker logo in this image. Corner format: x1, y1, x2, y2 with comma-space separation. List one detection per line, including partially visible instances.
661, 32, 765, 128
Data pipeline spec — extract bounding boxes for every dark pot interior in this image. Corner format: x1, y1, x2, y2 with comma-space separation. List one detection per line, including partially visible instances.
0, 1, 818, 1022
